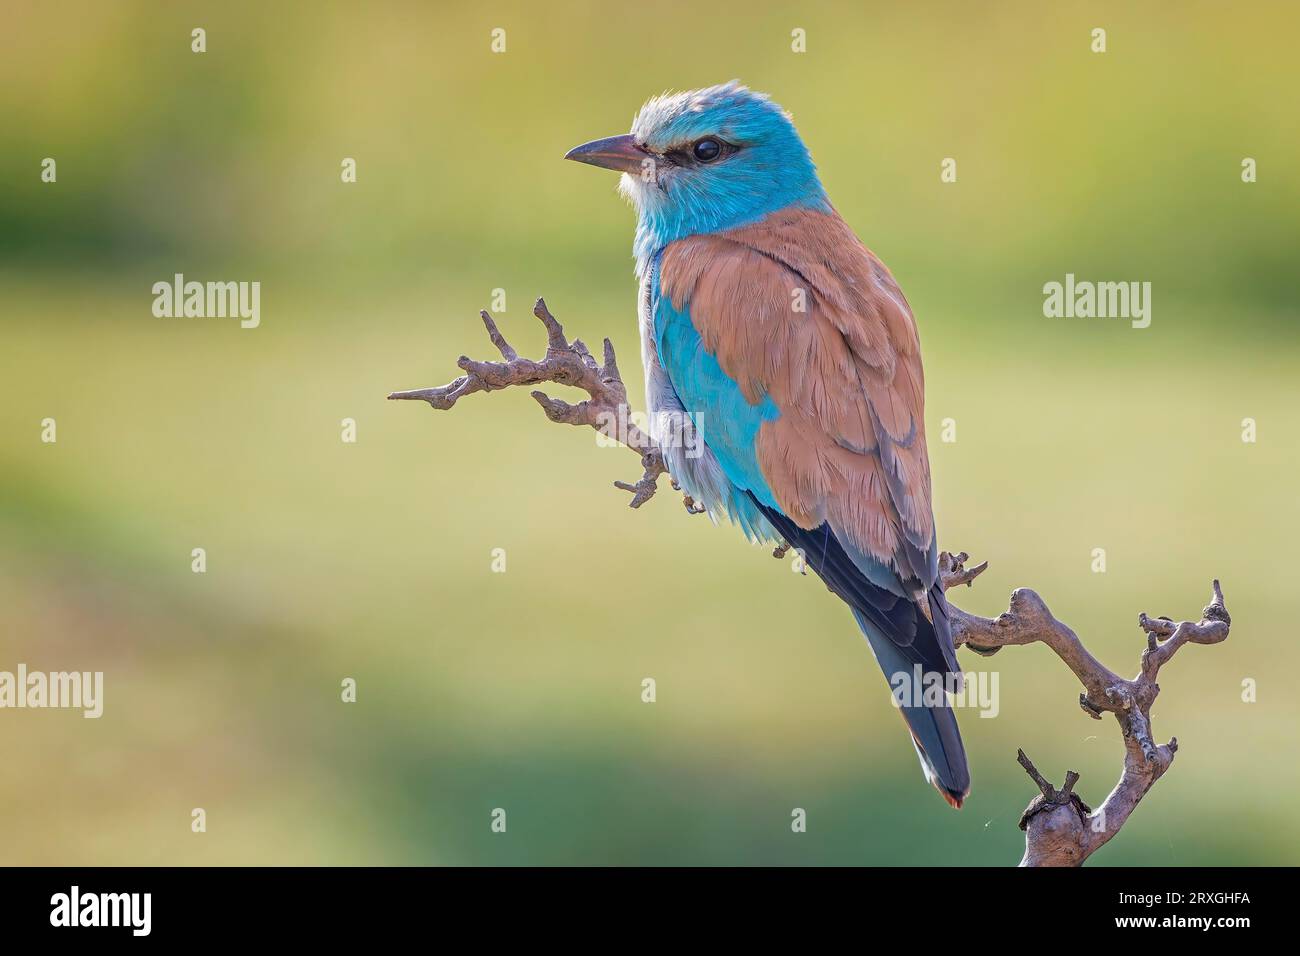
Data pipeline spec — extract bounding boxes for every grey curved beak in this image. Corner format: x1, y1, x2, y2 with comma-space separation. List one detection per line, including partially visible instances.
564, 134, 647, 174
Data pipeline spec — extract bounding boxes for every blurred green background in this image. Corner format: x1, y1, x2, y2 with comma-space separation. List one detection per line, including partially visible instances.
2, 0, 1297, 865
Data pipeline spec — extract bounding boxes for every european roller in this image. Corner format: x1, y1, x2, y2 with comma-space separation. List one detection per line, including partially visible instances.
566, 82, 969, 808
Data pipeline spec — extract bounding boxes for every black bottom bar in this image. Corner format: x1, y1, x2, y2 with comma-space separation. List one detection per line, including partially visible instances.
0, 866, 1281, 942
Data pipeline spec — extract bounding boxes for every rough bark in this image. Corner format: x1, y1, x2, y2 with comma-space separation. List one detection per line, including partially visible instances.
390, 298, 1232, 866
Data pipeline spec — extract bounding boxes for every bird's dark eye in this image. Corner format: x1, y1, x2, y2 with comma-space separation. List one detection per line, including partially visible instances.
692, 138, 722, 162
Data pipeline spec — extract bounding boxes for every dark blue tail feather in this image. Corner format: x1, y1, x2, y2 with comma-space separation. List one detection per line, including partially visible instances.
751, 496, 970, 806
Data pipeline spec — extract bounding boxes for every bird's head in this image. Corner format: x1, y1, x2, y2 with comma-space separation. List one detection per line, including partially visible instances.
566, 82, 828, 268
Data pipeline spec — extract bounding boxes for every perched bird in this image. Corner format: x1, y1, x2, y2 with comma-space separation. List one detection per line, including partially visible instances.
566, 82, 969, 807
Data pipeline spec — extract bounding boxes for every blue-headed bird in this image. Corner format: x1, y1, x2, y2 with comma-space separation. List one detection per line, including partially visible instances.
566, 82, 969, 807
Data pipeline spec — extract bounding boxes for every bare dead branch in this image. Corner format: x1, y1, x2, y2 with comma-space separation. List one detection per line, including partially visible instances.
388, 299, 669, 508
938, 550, 989, 589
391, 300, 1233, 866
1016, 748, 1060, 801
940, 552, 1232, 866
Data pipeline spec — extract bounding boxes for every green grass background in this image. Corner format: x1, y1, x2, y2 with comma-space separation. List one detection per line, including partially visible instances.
1, 0, 1297, 864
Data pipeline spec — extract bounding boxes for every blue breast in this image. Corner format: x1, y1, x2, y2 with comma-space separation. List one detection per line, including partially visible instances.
651, 263, 781, 512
